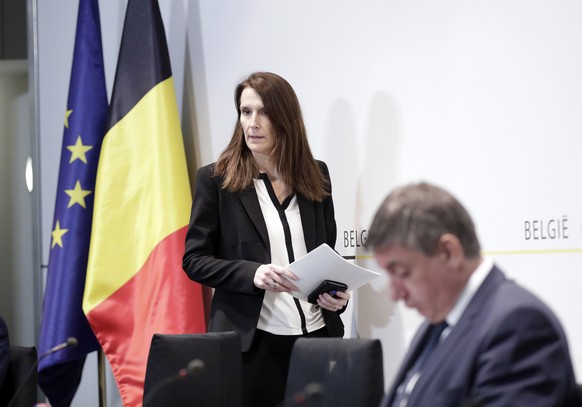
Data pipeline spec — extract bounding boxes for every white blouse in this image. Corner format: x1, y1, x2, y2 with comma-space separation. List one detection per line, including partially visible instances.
254, 176, 325, 335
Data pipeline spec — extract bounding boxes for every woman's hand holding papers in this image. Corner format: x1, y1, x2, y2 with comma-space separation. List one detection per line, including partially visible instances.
254, 264, 299, 293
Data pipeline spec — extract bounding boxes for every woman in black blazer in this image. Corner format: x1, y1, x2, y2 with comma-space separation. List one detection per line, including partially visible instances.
183, 72, 350, 407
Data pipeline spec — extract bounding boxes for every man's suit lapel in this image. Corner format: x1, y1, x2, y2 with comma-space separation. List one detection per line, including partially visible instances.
407, 266, 506, 403
385, 323, 432, 404
238, 187, 270, 249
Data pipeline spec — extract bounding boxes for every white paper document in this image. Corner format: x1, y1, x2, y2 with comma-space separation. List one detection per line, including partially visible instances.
287, 243, 381, 301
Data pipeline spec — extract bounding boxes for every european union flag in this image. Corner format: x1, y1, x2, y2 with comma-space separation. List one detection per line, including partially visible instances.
38, 0, 107, 405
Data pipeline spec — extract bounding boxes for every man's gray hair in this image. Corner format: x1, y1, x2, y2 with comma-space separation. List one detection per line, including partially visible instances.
366, 182, 481, 258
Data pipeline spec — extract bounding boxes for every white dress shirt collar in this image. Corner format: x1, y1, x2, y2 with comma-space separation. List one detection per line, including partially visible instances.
445, 257, 494, 329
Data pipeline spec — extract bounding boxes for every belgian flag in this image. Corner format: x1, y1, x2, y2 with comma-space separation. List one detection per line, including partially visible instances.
82, 0, 206, 405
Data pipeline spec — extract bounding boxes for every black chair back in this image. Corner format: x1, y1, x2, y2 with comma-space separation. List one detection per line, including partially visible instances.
143, 332, 242, 407
0, 346, 38, 407
284, 337, 384, 407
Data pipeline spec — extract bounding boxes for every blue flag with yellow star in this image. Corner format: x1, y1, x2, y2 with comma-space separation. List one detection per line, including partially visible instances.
38, 0, 107, 405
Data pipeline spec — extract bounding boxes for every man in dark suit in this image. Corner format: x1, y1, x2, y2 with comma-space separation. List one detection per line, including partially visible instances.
366, 182, 580, 407
0, 315, 9, 388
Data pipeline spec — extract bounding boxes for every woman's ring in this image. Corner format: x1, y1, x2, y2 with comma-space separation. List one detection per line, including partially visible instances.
268, 281, 277, 289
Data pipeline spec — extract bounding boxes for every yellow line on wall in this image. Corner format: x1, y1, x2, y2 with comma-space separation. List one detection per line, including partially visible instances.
483, 248, 582, 256
344, 248, 582, 261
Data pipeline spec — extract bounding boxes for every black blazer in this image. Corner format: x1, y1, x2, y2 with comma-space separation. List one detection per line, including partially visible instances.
182, 161, 344, 352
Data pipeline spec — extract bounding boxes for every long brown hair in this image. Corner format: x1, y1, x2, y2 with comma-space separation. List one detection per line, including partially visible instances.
215, 72, 328, 201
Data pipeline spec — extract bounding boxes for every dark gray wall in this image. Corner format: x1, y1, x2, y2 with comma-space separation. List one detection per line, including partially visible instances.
0, 62, 36, 346
0, 0, 27, 59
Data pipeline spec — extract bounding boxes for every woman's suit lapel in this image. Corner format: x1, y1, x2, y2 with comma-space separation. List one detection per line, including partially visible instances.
238, 186, 317, 254
238, 187, 270, 250
297, 194, 316, 251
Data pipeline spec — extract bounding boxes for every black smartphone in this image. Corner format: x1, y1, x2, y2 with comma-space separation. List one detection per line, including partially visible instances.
307, 280, 348, 304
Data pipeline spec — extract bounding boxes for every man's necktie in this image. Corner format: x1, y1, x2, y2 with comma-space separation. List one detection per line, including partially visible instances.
391, 321, 448, 407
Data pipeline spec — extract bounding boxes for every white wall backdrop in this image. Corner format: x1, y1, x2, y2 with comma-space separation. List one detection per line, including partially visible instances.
38, 0, 582, 404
